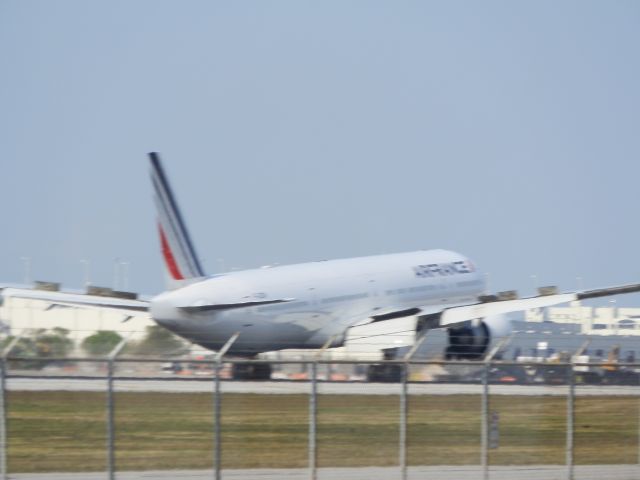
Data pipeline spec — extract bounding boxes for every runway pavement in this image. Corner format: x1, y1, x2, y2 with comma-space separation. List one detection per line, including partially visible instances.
8, 465, 640, 480
6, 377, 640, 396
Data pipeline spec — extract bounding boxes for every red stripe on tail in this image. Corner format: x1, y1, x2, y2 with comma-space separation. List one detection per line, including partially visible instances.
158, 223, 184, 280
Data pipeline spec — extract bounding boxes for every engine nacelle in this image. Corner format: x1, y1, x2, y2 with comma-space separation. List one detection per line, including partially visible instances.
445, 314, 512, 360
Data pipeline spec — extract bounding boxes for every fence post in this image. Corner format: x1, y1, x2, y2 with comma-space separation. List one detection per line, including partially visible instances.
399, 362, 408, 480
214, 360, 222, 480
106, 357, 115, 480
0, 334, 21, 480
309, 361, 317, 480
0, 357, 6, 480
480, 338, 510, 480
306, 335, 337, 480
399, 330, 441, 479
566, 361, 575, 480
213, 333, 240, 480
106, 337, 129, 480
481, 361, 489, 480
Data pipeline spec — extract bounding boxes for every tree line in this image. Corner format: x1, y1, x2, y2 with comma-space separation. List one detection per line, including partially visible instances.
1, 325, 188, 363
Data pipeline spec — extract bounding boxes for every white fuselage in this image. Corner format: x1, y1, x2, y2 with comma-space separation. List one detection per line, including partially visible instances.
150, 249, 484, 355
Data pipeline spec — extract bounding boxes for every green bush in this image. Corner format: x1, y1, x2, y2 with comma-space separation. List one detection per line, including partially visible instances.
126, 325, 188, 357
81, 330, 123, 356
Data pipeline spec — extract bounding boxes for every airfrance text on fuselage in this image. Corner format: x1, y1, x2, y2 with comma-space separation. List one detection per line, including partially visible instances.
413, 261, 475, 278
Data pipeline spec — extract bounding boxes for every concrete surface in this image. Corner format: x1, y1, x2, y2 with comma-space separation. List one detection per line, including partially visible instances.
6, 377, 640, 396
7, 465, 640, 480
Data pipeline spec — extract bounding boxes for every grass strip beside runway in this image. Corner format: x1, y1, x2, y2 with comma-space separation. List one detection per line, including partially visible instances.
6, 391, 639, 472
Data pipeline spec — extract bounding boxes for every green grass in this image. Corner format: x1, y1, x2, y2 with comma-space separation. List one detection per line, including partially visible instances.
6, 391, 640, 472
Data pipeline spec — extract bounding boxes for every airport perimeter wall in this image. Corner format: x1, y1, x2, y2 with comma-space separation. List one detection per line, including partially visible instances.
0, 355, 638, 480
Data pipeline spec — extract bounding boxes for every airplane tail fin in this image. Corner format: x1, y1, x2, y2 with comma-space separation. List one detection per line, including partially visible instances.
149, 152, 206, 287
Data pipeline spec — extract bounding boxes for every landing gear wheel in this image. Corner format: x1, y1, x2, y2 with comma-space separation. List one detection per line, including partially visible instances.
366, 364, 403, 383
231, 362, 272, 380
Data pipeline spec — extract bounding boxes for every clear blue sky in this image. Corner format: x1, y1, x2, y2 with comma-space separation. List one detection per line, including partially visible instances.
1, 1, 639, 302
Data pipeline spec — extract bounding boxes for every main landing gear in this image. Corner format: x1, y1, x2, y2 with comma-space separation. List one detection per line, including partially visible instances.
366, 363, 403, 382
365, 347, 404, 383
231, 362, 272, 380
215, 333, 272, 380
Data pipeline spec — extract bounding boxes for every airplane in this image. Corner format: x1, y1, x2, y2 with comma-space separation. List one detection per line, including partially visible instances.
4, 152, 640, 379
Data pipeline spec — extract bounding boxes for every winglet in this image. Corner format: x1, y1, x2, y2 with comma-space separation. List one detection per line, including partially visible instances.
149, 152, 206, 283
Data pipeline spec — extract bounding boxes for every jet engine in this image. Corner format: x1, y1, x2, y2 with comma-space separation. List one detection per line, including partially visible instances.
445, 314, 512, 360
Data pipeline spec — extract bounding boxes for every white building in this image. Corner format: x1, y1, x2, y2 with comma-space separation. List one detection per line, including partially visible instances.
0, 296, 155, 344
525, 301, 640, 335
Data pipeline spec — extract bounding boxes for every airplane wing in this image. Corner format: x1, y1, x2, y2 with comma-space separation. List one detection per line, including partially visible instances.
1, 288, 150, 317
366, 283, 640, 329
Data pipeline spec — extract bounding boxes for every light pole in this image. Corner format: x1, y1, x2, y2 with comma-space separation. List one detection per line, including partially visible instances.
19, 257, 31, 285
120, 261, 129, 291
575, 276, 584, 325
610, 299, 617, 334
113, 258, 120, 290
80, 259, 91, 288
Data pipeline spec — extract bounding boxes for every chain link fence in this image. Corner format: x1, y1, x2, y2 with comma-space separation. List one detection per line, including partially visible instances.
0, 353, 638, 480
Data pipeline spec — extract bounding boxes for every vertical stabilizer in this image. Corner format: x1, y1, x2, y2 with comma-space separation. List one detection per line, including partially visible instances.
149, 152, 206, 284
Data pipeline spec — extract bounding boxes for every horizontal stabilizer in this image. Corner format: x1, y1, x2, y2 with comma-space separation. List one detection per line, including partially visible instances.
178, 298, 295, 312
2, 288, 150, 316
